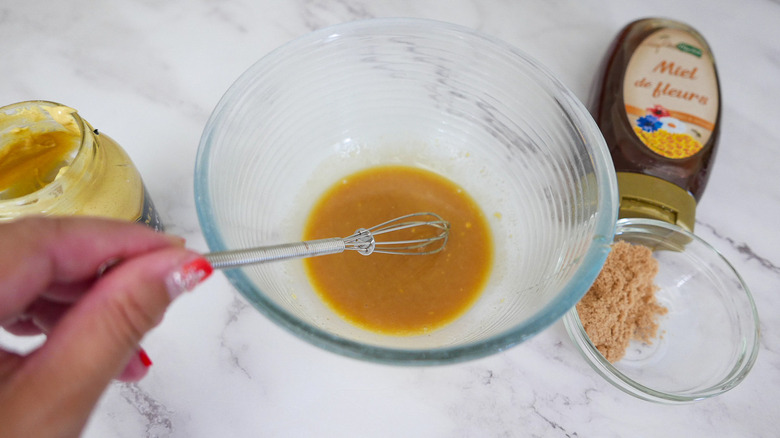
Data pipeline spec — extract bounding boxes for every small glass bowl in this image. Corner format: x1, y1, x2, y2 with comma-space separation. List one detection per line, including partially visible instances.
564, 218, 760, 403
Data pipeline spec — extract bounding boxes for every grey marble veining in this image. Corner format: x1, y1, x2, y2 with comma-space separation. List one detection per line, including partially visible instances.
1, 0, 779, 436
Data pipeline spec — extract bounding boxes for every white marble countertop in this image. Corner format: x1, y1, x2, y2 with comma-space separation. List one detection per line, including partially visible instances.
2, 1, 779, 436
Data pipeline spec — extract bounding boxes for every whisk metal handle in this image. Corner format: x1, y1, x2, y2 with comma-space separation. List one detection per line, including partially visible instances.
203, 213, 448, 269
205, 238, 346, 270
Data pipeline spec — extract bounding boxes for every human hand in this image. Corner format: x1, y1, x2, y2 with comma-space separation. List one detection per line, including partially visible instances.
0, 217, 213, 437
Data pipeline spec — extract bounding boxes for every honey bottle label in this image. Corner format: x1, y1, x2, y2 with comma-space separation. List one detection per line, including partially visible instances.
623, 28, 719, 159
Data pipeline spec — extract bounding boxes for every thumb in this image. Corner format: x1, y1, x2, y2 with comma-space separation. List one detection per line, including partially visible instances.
1, 247, 212, 436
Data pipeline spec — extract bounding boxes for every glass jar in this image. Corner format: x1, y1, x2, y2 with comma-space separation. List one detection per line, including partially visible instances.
0, 100, 162, 230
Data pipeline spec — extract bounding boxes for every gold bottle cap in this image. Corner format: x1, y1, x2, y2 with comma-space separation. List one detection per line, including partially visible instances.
616, 172, 696, 232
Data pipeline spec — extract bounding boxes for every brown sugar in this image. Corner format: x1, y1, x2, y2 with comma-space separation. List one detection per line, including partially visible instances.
576, 241, 668, 363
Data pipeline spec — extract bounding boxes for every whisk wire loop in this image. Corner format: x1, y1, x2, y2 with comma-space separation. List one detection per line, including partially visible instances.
357, 212, 450, 256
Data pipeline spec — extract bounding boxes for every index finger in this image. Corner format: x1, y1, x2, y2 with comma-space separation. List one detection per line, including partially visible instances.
0, 216, 183, 322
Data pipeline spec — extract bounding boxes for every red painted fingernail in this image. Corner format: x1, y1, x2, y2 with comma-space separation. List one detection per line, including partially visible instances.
138, 349, 153, 367
166, 257, 213, 299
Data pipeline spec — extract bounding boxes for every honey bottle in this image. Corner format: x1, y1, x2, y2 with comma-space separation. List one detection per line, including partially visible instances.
594, 18, 721, 232
0, 100, 163, 230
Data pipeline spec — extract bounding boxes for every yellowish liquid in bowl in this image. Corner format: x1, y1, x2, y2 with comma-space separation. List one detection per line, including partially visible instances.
303, 165, 493, 335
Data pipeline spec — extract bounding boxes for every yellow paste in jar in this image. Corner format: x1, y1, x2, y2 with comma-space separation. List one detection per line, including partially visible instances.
0, 129, 80, 199
0, 105, 81, 200
303, 165, 493, 335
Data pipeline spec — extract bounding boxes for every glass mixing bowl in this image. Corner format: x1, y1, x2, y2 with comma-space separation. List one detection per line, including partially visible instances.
564, 218, 760, 402
195, 18, 618, 364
